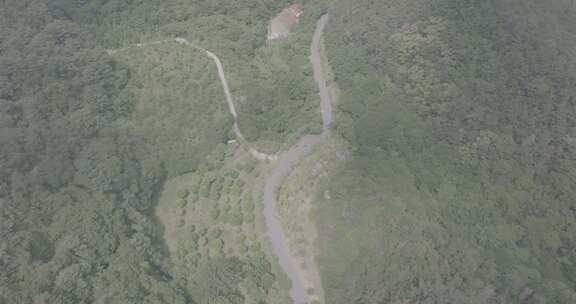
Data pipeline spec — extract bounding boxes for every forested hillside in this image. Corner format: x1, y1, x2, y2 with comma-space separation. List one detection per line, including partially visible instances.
0, 0, 324, 303
43, 0, 322, 146
317, 0, 576, 303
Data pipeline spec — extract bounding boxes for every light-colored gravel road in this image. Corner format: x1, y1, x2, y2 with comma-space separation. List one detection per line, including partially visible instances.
108, 16, 332, 303
262, 15, 331, 304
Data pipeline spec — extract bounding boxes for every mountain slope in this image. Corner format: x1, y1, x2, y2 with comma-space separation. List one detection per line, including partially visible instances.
316, 0, 576, 303
0, 0, 325, 303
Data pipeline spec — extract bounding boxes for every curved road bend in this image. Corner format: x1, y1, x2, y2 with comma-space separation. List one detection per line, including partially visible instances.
107, 15, 332, 303
262, 15, 331, 304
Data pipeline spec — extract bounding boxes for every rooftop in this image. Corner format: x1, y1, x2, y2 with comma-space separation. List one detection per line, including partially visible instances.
268, 3, 304, 40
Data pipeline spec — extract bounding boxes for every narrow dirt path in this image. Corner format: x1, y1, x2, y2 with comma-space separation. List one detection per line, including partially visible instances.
107, 16, 332, 303
107, 39, 277, 162
262, 15, 331, 304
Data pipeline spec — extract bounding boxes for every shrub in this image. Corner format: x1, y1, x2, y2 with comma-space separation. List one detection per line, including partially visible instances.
209, 228, 222, 239
230, 185, 242, 196
223, 211, 243, 226
177, 198, 187, 209
250, 242, 261, 252
210, 239, 224, 252
229, 170, 239, 179
210, 208, 220, 220
199, 237, 208, 246
177, 188, 190, 199
244, 213, 255, 223
188, 193, 198, 204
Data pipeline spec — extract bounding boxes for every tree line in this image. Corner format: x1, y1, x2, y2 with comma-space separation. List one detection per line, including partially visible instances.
316, 0, 576, 303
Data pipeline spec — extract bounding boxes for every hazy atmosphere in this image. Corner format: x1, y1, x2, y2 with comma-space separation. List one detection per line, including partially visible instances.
1, 1, 575, 303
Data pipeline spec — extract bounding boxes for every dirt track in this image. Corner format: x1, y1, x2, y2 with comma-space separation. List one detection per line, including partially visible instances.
108, 38, 277, 161
108, 16, 332, 303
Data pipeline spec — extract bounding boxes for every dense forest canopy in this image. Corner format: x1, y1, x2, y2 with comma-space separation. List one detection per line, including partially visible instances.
4, 0, 576, 303
316, 0, 576, 303
0, 0, 325, 303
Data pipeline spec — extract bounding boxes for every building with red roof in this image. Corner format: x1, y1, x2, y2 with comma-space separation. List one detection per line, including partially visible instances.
268, 3, 304, 40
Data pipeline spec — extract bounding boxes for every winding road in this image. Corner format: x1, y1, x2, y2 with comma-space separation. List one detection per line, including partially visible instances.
262, 15, 331, 304
108, 15, 331, 304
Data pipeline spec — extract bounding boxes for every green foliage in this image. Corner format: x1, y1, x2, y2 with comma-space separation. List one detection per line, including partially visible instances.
186, 239, 199, 253
209, 228, 222, 240
177, 198, 188, 209
244, 201, 256, 212
210, 239, 225, 252
177, 188, 190, 199
187, 258, 245, 304
210, 208, 221, 220
237, 158, 258, 173
210, 178, 224, 201
188, 193, 198, 204
28, 231, 55, 263
222, 211, 244, 226
0, 0, 190, 299
250, 242, 261, 252
235, 17, 323, 145
244, 213, 256, 223
201, 171, 216, 192
317, 0, 576, 303
0, 0, 325, 302
229, 184, 243, 197
226, 169, 240, 179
